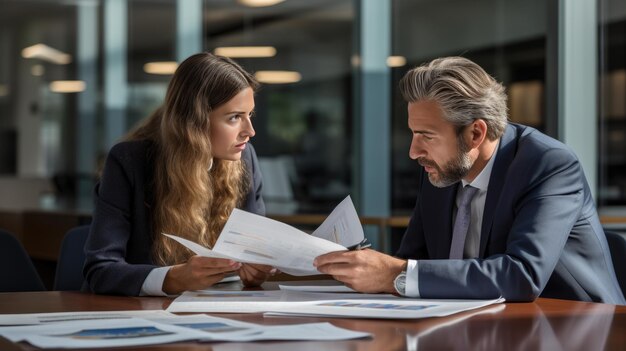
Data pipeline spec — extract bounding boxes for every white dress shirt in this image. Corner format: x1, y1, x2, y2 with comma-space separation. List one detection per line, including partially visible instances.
140, 266, 171, 296
403, 144, 499, 297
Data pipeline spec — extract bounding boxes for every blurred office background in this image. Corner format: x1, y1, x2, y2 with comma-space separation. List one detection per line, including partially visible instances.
0, 0, 625, 257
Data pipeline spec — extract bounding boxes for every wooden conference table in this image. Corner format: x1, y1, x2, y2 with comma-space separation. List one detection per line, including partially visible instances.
1, 283, 625, 351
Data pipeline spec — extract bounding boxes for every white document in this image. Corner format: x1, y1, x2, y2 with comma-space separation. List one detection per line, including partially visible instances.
0, 318, 208, 348
164, 196, 363, 276
311, 195, 364, 247
0, 310, 175, 326
279, 283, 356, 293
167, 289, 396, 313
147, 314, 265, 337
152, 314, 369, 341
1, 314, 369, 348
264, 297, 506, 320
212, 323, 370, 342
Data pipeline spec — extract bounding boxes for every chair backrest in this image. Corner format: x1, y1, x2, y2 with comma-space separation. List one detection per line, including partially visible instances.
54, 225, 90, 291
0, 229, 45, 292
605, 230, 626, 297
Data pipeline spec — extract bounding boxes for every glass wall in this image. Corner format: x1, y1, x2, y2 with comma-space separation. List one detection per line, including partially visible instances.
201, 0, 354, 214
0, 0, 624, 225
390, 0, 547, 212
599, 0, 626, 208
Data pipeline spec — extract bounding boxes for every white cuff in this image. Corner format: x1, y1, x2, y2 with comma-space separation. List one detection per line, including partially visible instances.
140, 266, 172, 296
404, 259, 420, 298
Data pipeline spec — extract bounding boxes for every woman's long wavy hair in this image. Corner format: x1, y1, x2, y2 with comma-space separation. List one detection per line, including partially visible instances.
125, 53, 259, 265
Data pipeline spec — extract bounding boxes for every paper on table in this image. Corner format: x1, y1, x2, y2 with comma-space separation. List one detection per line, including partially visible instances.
164, 196, 363, 276
264, 297, 506, 320
166, 289, 397, 313
212, 323, 370, 342
0, 310, 175, 326
1, 314, 369, 348
0, 318, 208, 348
166, 290, 504, 320
279, 283, 356, 293
152, 314, 370, 341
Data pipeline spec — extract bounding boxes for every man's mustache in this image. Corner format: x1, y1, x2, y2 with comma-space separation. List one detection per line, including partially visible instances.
418, 158, 437, 168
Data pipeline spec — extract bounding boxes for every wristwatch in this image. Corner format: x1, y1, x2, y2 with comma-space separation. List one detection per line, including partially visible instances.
393, 270, 407, 296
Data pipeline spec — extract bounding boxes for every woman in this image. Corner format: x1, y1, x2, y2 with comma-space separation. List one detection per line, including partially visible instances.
83, 53, 273, 296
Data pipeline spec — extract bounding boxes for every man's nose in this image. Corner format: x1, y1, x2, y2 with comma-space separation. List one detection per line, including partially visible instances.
409, 139, 425, 160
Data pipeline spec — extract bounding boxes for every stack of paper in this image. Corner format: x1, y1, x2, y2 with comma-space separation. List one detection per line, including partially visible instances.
164, 196, 364, 276
0, 312, 370, 349
167, 289, 505, 319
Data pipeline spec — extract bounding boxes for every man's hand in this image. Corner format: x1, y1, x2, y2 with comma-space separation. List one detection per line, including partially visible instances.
238, 263, 277, 287
163, 256, 241, 295
314, 249, 407, 294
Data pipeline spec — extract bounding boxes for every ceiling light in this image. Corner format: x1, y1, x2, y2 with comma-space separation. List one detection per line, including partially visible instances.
214, 46, 277, 58
238, 0, 285, 7
144, 61, 178, 75
22, 44, 71, 65
49, 80, 85, 93
387, 56, 406, 68
255, 71, 301, 84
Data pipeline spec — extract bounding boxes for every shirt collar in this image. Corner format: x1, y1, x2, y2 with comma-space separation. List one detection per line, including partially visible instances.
461, 141, 499, 191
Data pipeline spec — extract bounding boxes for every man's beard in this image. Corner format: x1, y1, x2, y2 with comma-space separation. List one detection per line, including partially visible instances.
419, 137, 473, 188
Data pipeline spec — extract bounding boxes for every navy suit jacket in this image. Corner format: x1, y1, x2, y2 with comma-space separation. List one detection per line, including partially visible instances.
396, 123, 625, 304
83, 140, 265, 295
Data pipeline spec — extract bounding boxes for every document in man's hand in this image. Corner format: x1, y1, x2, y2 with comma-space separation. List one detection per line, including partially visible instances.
164, 196, 364, 276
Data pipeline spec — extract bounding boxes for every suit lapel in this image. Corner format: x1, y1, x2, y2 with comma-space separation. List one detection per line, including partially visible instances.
479, 124, 518, 256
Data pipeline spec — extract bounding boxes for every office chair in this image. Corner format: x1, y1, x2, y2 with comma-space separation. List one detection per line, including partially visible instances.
54, 225, 90, 291
605, 230, 626, 297
0, 229, 45, 292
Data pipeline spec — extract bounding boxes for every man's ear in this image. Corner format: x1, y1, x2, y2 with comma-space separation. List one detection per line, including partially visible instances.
467, 119, 488, 149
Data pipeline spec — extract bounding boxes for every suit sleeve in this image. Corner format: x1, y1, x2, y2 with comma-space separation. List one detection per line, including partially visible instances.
83, 145, 156, 296
417, 148, 584, 301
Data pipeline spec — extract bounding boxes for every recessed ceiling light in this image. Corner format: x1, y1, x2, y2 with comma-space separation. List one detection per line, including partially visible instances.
255, 71, 301, 84
214, 46, 277, 58
49, 80, 86, 93
387, 56, 406, 68
22, 44, 71, 65
143, 61, 178, 75
238, 0, 285, 7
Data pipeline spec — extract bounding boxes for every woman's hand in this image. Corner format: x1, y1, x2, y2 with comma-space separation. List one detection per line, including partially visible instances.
163, 256, 241, 295
238, 263, 277, 287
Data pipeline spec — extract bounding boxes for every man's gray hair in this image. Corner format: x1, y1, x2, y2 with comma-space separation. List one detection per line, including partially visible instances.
399, 56, 508, 140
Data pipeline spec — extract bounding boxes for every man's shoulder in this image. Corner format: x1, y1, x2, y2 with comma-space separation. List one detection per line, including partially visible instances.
508, 123, 576, 159
504, 123, 580, 178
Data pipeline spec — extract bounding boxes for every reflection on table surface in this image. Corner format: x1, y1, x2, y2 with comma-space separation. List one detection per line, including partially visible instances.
0, 285, 625, 351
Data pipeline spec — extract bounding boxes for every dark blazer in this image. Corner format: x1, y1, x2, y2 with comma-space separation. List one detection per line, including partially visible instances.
83, 140, 265, 296
396, 123, 625, 304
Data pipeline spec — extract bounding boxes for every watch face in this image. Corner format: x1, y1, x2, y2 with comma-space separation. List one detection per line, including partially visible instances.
394, 272, 407, 295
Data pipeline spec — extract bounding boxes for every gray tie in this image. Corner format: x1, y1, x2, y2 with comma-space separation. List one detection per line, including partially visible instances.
449, 185, 479, 259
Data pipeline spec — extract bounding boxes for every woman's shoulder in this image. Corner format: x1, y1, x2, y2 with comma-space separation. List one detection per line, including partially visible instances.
108, 139, 156, 165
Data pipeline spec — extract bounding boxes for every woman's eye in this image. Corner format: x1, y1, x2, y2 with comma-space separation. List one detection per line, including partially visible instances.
229, 115, 241, 122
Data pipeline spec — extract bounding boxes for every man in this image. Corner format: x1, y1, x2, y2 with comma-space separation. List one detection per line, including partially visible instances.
314, 57, 625, 303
